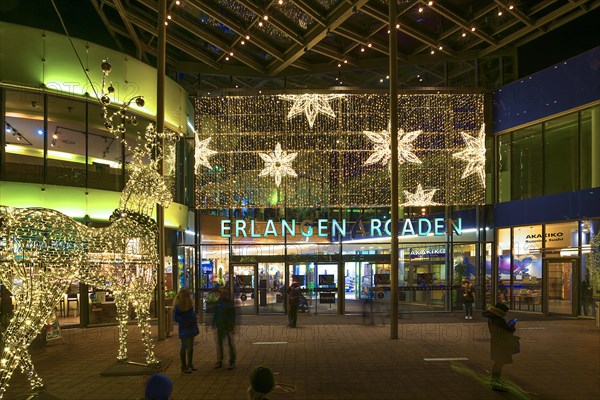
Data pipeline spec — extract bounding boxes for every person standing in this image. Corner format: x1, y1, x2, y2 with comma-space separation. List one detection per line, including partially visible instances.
286, 281, 302, 328
482, 303, 518, 391
173, 288, 199, 373
213, 288, 237, 370
463, 280, 475, 319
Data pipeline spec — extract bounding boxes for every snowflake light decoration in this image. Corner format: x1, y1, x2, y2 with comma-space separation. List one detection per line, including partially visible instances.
258, 142, 298, 187
280, 94, 345, 128
364, 124, 422, 167
452, 124, 486, 186
401, 183, 439, 206
194, 134, 217, 172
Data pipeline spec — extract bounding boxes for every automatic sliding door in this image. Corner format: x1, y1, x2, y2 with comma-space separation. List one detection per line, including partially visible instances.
257, 263, 285, 314
232, 264, 256, 314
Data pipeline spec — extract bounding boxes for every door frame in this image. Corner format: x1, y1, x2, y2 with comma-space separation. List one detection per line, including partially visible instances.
230, 263, 259, 314
543, 258, 578, 316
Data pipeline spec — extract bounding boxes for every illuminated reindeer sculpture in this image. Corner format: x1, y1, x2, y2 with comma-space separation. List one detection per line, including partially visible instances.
0, 60, 178, 398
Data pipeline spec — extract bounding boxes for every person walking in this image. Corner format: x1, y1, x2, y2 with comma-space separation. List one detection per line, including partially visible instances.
482, 302, 518, 391
173, 288, 199, 373
286, 281, 303, 328
463, 280, 475, 319
247, 365, 276, 400
213, 288, 237, 370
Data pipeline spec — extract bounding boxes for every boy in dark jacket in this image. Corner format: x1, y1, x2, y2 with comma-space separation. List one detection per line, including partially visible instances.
482, 302, 517, 391
213, 288, 237, 369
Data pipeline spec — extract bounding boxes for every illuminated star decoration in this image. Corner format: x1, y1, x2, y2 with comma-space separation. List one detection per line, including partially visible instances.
452, 123, 486, 186
363, 124, 422, 167
280, 94, 345, 128
194, 134, 217, 173
258, 142, 298, 187
401, 183, 439, 206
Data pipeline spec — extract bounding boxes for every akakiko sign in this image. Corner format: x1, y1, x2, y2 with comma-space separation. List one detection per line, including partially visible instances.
220, 218, 462, 238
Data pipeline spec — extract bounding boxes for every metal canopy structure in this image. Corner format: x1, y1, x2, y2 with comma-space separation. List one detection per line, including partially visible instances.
89, 0, 598, 91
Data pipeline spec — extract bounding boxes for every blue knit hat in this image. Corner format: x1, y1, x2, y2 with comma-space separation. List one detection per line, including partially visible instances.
145, 373, 173, 400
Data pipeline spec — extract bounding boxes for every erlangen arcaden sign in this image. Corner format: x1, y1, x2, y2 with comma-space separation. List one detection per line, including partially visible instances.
220, 217, 463, 238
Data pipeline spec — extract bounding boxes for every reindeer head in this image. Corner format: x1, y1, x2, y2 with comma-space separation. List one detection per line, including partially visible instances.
99, 60, 181, 217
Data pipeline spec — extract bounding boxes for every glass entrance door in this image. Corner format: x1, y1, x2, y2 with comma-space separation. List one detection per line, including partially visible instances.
232, 264, 256, 315
315, 263, 338, 314
257, 263, 285, 314
545, 260, 575, 315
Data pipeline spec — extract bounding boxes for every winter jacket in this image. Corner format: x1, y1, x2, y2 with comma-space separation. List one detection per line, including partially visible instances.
482, 306, 516, 364
213, 297, 236, 332
463, 287, 475, 303
173, 305, 199, 339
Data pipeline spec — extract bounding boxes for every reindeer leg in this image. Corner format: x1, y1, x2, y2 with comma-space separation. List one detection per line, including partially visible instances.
114, 294, 129, 362
134, 295, 158, 365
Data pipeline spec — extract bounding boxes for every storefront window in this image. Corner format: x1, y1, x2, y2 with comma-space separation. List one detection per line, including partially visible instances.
512, 226, 542, 311
544, 113, 578, 195
497, 228, 511, 304
452, 244, 477, 310
511, 124, 542, 200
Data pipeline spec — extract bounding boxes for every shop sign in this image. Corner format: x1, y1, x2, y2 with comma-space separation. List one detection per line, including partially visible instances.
409, 248, 446, 257
220, 217, 462, 238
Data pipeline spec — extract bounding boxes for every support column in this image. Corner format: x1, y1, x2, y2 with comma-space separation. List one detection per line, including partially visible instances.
156, 0, 167, 342
389, 0, 399, 340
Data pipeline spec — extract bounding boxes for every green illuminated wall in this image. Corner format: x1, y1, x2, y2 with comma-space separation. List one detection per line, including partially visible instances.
0, 22, 193, 134
0, 181, 189, 230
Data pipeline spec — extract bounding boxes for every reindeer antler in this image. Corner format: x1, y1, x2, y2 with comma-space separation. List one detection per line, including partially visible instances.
99, 59, 182, 171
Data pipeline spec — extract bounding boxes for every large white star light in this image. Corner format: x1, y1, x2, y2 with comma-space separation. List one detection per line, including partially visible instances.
452, 123, 486, 186
258, 142, 298, 187
280, 94, 345, 128
401, 183, 439, 207
363, 124, 422, 167
194, 134, 217, 173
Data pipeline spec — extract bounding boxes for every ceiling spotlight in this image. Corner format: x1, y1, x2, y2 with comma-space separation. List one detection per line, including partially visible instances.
428, 1, 433, 5
509, 5, 514, 10
241, 40, 245, 45
37, 129, 43, 135
263, 15, 268, 21
335, 77, 339, 80
396, 23, 400, 29
430, 49, 435, 54
230, 52, 234, 56
225, 56, 230, 61
471, 27, 476, 31
361, 47, 364, 52
337, 63, 341, 67
258, 21, 263, 27
387, 29, 390, 34
461, 32, 466, 37
386, 75, 389, 79
343, 59, 347, 63
53, 133, 58, 140
438, 45, 443, 50
245, 35, 250, 40
164, 21, 168, 26
498, 10, 503, 16
367, 43, 372, 47
418, 7, 423, 13
175, 0, 180, 5
167, 15, 172, 20
50, 139, 56, 147
379, 79, 383, 82
278, 0, 283, 4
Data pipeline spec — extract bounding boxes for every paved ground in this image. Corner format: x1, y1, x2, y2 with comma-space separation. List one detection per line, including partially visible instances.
4, 312, 599, 400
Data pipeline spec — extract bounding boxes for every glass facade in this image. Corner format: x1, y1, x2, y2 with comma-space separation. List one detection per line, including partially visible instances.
497, 104, 600, 202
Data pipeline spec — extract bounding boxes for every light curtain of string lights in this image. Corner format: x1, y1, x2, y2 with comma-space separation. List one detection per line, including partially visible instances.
589, 232, 600, 289
195, 93, 484, 209
0, 61, 178, 399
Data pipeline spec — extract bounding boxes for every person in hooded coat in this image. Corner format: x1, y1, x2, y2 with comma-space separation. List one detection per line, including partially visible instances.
482, 302, 517, 390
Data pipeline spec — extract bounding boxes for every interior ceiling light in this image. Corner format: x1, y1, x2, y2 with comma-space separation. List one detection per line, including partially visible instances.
509, 5, 514, 10
367, 43, 372, 47
230, 52, 234, 56
418, 7, 423, 13
438, 45, 443, 50
396, 23, 400, 29
258, 21, 263, 27
343, 59, 347, 63
225, 56, 230, 61
245, 35, 250, 40
379, 79, 383, 82
386, 75, 389, 79
498, 9, 503, 16
263, 15, 268, 21
241, 40, 245, 45
430, 49, 435, 54
164, 21, 168, 26
278, 0, 283, 4
471, 27, 476, 31
462, 32, 467, 37
167, 15, 171, 20
175, 0, 180, 5
337, 63, 341, 67
361, 47, 365, 52
428, 1, 433, 5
